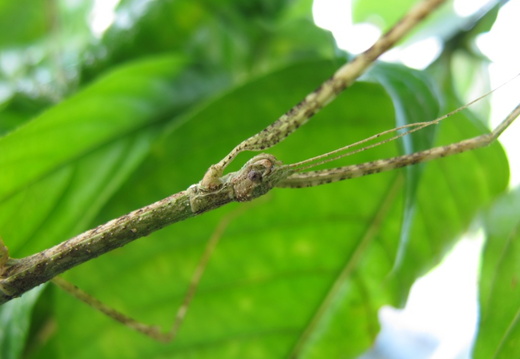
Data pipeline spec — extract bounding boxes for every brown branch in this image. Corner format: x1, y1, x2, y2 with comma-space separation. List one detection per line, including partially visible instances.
0, 0, 448, 304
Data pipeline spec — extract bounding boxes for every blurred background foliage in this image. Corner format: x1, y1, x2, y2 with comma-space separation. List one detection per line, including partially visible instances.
0, 0, 518, 358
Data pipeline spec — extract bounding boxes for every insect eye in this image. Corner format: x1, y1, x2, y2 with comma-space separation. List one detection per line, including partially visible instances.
248, 170, 262, 182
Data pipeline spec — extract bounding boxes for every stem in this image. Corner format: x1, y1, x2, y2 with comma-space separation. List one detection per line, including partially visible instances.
1, 191, 193, 304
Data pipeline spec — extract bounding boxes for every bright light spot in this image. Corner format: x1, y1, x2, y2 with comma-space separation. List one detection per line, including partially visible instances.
313, 0, 352, 29
361, 235, 484, 359
313, 0, 437, 68
382, 37, 442, 69
341, 23, 381, 54
313, 0, 381, 55
0, 51, 20, 75
0, 83, 10, 103
404, 235, 483, 358
90, 0, 120, 36
453, 0, 493, 17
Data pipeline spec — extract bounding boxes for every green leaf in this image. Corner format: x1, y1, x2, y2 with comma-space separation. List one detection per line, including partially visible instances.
17, 59, 508, 358
0, 286, 45, 359
369, 63, 440, 269
0, 94, 52, 137
0, 1, 47, 47
474, 186, 520, 358
0, 2, 512, 358
0, 54, 191, 357
0, 54, 187, 257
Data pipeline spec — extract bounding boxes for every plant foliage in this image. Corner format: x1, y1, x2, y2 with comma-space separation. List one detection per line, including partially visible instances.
0, 0, 517, 358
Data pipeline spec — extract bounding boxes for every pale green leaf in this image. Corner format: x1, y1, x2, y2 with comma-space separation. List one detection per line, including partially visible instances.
475, 187, 520, 358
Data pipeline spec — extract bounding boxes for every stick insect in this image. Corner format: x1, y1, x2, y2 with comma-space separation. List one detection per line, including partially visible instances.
39, 73, 519, 345
0, 0, 518, 355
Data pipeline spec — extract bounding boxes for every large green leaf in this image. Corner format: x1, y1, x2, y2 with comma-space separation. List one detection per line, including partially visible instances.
0, 54, 191, 358
474, 186, 520, 358
0, 54, 187, 257
0, 1, 47, 47
12, 58, 508, 358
